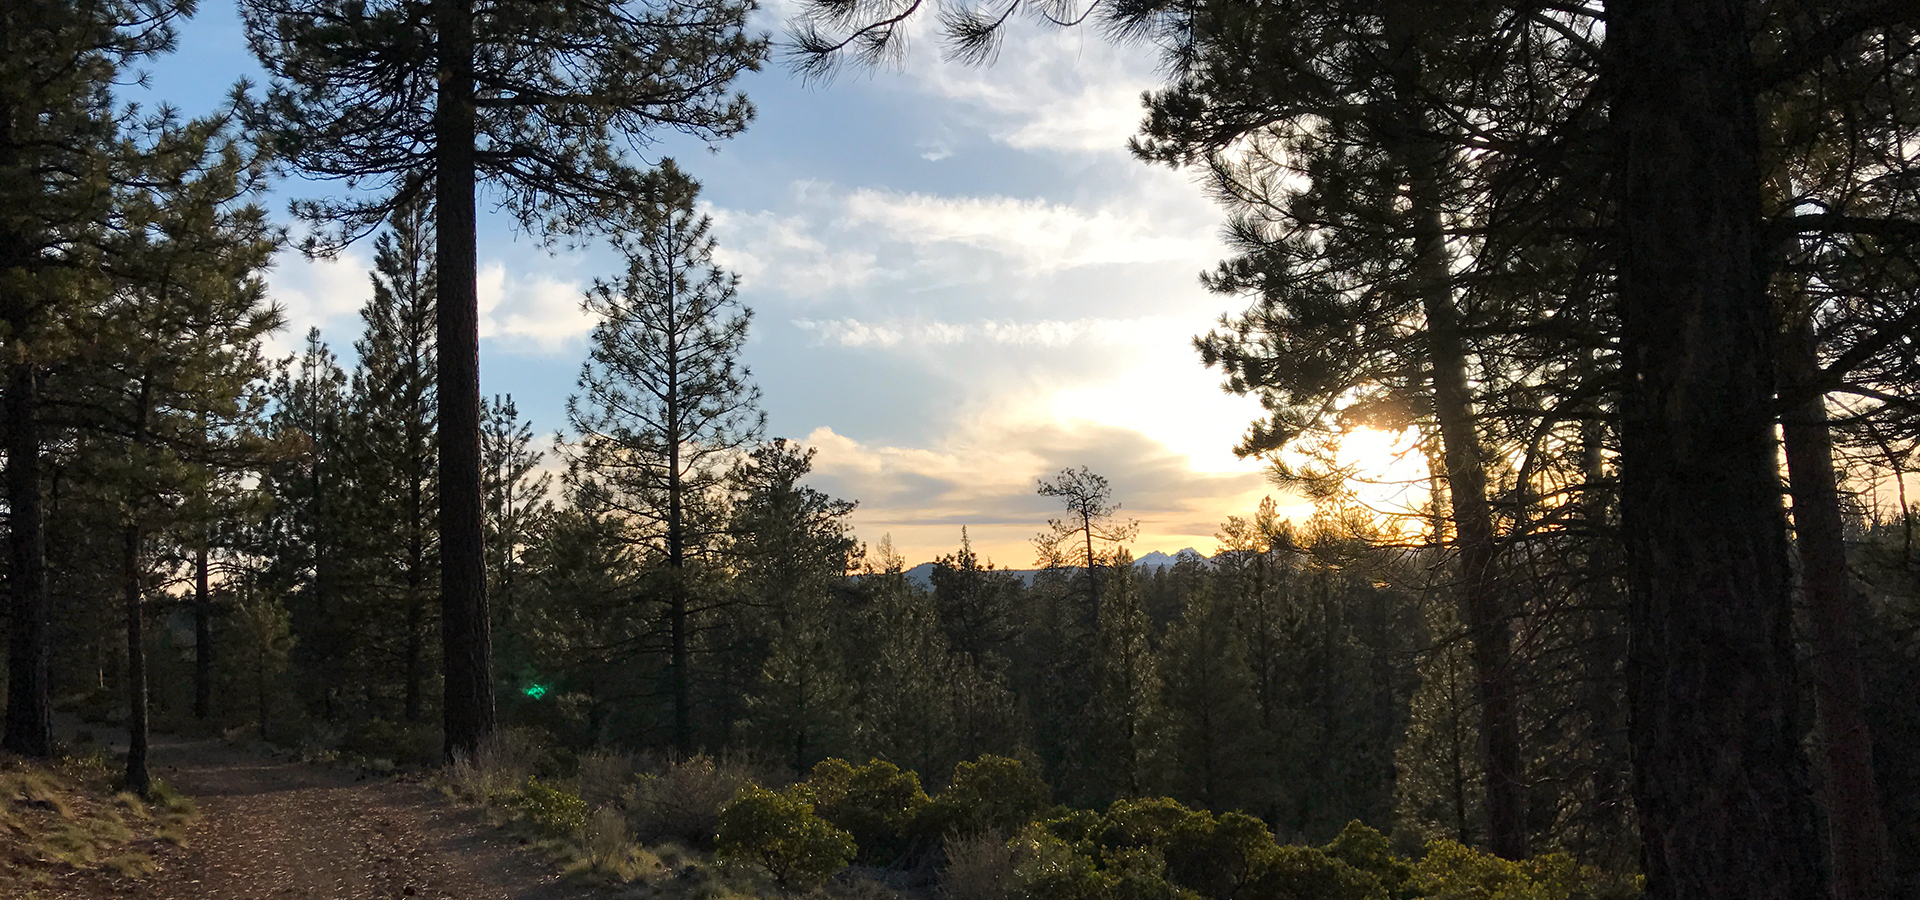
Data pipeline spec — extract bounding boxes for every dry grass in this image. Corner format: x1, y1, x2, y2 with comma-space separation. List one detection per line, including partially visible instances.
442, 728, 550, 804
937, 830, 1015, 900
0, 748, 201, 895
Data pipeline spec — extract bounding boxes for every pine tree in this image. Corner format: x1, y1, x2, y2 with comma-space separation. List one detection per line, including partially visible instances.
259, 331, 352, 722
1088, 549, 1156, 802
66, 109, 279, 793
567, 161, 762, 753
243, 0, 765, 758
345, 197, 440, 723
1154, 584, 1260, 813
481, 393, 552, 684
1, 0, 191, 760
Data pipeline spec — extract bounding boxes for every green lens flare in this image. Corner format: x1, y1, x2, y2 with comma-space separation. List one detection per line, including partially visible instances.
524, 683, 548, 699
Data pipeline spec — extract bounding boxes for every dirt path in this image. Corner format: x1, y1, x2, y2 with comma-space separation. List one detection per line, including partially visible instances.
130, 735, 596, 900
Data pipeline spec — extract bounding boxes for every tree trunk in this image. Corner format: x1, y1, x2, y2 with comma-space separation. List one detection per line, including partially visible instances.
3, 308, 52, 759
1780, 327, 1891, 900
123, 524, 151, 797
435, 0, 494, 761
1381, 0, 1524, 857
194, 542, 212, 720
1611, 0, 1824, 895
666, 254, 693, 756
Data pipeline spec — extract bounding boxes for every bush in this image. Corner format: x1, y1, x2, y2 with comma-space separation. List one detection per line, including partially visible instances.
716, 784, 857, 891
921, 755, 1052, 838
806, 758, 931, 864
1408, 842, 1620, 900
1324, 822, 1410, 895
628, 753, 758, 848
576, 748, 638, 810
444, 728, 551, 803
519, 777, 589, 837
340, 718, 440, 767
1164, 810, 1275, 899
1010, 824, 1115, 900
940, 830, 1018, 900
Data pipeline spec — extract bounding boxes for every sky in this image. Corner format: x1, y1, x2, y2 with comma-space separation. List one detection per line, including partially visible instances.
140, 0, 1316, 567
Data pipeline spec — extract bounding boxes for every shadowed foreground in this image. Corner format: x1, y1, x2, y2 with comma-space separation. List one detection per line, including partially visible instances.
138, 735, 590, 900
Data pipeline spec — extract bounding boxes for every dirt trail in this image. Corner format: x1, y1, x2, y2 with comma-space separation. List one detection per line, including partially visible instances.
128, 734, 594, 900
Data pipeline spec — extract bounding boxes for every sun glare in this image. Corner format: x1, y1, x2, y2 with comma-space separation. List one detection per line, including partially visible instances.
1319, 426, 1433, 532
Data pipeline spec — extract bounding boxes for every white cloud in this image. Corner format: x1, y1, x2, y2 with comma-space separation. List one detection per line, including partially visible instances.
899, 26, 1163, 157
262, 248, 372, 360
708, 172, 1219, 303
793, 315, 1164, 349
476, 261, 595, 354
707, 203, 880, 296
839, 187, 1212, 272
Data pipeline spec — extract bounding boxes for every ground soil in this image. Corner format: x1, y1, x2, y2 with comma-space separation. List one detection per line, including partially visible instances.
58, 730, 601, 900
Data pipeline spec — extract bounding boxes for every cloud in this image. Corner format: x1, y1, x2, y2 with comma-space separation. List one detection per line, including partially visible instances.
707, 175, 1219, 303
476, 261, 595, 354
796, 415, 1280, 567
262, 248, 373, 360
838, 187, 1213, 272
792, 315, 1163, 349
707, 203, 881, 296
897, 26, 1163, 157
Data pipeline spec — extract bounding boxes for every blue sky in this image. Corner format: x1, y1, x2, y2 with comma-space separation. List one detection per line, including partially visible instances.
141, 0, 1305, 566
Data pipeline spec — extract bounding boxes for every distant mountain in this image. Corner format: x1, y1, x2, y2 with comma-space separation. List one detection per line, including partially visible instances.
892, 549, 1212, 589
1132, 548, 1210, 571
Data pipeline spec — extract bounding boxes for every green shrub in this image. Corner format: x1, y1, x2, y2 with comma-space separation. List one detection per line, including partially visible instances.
1164, 810, 1275, 899
1408, 841, 1622, 900
922, 755, 1052, 838
1096, 797, 1196, 852
716, 784, 856, 890
1240, 844, 1385, 900
519, 777, 589, 837
1322, 822, 1410, 894
1011, 823, 1115, 900
806, 757, 931, 864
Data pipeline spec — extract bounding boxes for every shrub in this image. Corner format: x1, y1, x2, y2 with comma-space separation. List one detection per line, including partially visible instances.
1408, 841, 1620, 900
1241, 844, 1385, 900
921, 755, 1052, 838
1164, 810, 1276, 899
519, 777, 589, 837
444, 728, 550, 803
716, 784, 856, 891
1324, 822, 1410, 894
940, 830, 1018, 900
341, 718, 440, 767
577, 749, 638, 810
1009, 824, 1115, 900
807, 757, 931, 864
629, 753, 758, 848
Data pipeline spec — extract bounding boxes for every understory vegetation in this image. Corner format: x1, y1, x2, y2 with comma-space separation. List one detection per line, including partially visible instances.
0, 746, 199, 897
434, 738, 1642, 899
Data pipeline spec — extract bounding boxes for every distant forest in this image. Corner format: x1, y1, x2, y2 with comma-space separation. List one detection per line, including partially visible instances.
4, 0, 1919, 898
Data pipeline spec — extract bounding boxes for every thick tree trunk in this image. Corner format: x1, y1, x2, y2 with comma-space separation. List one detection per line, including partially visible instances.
3, 312, 52, 759
435, 0, 494, 761
123, 524, 151, 797
194, 542, 212, 720
1611, 0, 1824, 895
1780, 330, 1891, 900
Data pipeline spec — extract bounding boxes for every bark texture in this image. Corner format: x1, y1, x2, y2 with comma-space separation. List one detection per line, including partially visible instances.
436, 0, 495, 761
1611, 0, 1824, 895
